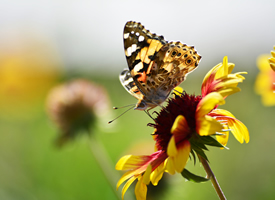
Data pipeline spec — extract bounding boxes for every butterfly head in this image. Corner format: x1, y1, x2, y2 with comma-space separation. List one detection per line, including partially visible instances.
133, 100, 148, 111
134, 99, 158, 111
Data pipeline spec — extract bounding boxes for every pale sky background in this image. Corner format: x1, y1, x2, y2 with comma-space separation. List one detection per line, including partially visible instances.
0, 0, 274, 75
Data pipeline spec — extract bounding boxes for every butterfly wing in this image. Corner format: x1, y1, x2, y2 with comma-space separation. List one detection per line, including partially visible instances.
123, 21, 168, 96
119, 69, 144, 100
122, 21, 201, 110
150, 41, 202, 94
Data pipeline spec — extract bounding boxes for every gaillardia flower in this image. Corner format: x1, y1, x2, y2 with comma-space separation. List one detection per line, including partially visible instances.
255, 47, 275, 106
116, 57, 249, 200
47, 79, 111, 146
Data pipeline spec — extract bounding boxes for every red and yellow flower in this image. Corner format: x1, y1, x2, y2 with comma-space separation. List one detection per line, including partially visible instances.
116, 57, 249, 200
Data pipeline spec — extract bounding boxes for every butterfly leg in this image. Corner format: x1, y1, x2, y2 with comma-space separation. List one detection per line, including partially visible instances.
144, 110, 155, 121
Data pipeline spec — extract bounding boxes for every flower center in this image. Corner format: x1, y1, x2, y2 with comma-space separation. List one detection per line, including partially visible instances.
148, 92, 202, 151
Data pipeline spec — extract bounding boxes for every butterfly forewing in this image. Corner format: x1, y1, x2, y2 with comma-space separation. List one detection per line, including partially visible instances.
124, 21, 167, 72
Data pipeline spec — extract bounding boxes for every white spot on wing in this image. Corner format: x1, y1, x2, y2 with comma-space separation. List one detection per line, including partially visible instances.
131, 44, 137, 53
131, 31, 134, 34
134, 62, 143, 73
124, 33, 129, 39
126, 44, 137, 57
138, 36, 145, 42
126, 47, 132, 56
135, 32, 140, 36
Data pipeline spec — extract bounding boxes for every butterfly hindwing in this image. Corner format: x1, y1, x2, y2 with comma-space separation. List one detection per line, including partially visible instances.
119, 69, 143, 100
151, 41, 202, 93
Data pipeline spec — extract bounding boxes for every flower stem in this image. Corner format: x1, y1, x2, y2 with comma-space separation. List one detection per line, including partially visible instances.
199, 155, 227, 200
88, 133, 121, 200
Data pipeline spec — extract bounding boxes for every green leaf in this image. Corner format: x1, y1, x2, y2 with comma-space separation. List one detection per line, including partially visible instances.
189, 137, 212, 162
199, 135, 225, 148
190, 138, 208, 151
193, 147, 209, 162
181, 169, 209, 183
190, 150, 196, 165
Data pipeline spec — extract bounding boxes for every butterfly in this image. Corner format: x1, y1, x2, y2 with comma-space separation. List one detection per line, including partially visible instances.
120, 21, 201, 111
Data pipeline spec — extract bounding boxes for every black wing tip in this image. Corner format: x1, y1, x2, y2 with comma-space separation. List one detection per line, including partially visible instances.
125, 21, 142, 26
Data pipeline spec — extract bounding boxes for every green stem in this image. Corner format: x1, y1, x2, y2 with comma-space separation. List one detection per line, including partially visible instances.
89, 134, 122, 200
199, 155, 227, 200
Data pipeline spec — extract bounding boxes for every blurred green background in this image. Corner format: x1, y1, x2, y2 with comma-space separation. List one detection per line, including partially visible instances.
0, 0, 275, 200
0, 66, 274, 200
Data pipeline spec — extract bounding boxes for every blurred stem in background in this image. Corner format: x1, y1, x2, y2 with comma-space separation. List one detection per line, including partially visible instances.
88, 131, 121, 200
89, 130, 120, 199
46, 79, 131, 200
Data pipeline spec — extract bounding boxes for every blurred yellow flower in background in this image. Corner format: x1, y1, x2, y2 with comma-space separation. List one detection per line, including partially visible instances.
0, 33, 62, 119
255, 48, 275, 106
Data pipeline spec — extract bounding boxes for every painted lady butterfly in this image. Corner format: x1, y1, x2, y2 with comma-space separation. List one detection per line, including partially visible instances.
120, 21, 201, 111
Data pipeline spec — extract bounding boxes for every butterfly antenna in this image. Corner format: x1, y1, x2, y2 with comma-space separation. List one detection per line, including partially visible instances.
108, 105, 135, 124
112, 104, 136, 110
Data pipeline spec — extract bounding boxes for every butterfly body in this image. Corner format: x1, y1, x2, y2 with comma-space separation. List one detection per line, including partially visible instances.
120, 21, 201, 110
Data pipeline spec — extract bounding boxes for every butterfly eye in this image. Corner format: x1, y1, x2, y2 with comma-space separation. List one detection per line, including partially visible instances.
137, 101, 147, 109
